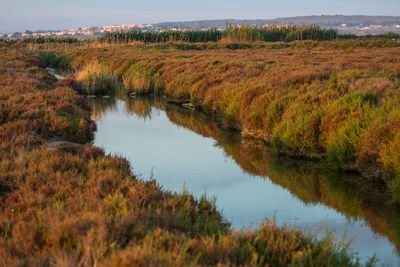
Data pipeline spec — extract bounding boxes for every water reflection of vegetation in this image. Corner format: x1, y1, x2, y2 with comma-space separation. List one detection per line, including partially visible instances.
91, 97, 400, 257
89, 97, 117, 121
165, 104, 400, 257
89, 95, 165, 121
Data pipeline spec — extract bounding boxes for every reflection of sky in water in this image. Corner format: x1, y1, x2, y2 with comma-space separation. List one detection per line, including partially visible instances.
92, 99, 400, 265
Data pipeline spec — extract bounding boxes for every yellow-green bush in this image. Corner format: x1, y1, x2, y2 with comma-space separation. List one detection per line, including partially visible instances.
123, 61, 164, 95
75, 61, 120, 95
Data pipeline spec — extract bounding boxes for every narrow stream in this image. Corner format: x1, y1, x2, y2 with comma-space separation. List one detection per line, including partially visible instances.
90, 96, 400, 265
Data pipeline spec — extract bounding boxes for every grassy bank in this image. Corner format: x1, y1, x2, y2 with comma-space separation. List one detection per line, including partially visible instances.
95, 95, 400, 255
0, 46, 365, 265
160, 101, 400, 255
91, 95, 400, 257
62, 40, 400, 203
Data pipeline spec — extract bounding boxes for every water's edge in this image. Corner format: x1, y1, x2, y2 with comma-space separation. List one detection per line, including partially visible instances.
46, 63, 400, 264
90, 96, 400, 265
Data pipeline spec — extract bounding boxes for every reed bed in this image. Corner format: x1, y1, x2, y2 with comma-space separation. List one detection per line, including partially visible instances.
75, 61, 120, 95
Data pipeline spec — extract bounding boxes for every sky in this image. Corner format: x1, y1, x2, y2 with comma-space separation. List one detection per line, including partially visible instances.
1, 0, 399, 33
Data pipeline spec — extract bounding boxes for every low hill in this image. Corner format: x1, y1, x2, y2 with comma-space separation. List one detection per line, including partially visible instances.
154, 15, 400, 34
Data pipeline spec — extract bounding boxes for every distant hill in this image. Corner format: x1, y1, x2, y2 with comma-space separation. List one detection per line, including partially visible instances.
153, 15, 400, 34
154, 15, 400, 28
269, 15, 400, 27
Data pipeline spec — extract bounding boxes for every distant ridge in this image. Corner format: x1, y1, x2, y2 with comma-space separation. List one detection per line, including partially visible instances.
268, 15, 400, 26
154, 15, 400, 28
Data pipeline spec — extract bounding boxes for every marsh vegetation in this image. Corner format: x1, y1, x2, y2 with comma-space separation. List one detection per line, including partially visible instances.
61, 41, 400, 204
1, 37, 400, 265
90, 96, 400, 265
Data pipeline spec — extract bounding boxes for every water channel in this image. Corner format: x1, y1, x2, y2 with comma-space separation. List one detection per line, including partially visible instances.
89, 96, 400, 265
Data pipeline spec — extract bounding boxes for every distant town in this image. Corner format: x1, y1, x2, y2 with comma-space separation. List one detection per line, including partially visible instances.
337, 23, 400, 34
0, 24, 154, 39
2, 15, 400, 39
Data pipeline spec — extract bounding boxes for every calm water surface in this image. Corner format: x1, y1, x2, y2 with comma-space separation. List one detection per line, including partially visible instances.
90, 97, 400, 266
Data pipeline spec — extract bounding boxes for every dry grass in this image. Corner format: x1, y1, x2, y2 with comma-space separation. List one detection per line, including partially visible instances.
75, 61, 120, 95
0, 45, 363, 266
64, 41, 400, 202
0, 145, 230, 266
0, 47, 94, 148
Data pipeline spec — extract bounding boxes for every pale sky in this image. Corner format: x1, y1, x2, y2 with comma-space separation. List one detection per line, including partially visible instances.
1, 0, 399, 33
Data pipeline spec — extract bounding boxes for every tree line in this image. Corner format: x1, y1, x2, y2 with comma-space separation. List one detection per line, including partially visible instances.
97, 25, 399, 43
223, 24, 339, 42
3, 25, 399, 45
0, 37, 79, 45
97, 25, 339, 43
98, 29, 223, 43
339, 32, 400, 40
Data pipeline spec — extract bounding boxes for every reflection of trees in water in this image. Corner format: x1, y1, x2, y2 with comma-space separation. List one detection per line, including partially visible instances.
165, 103, 400, 255
123, 95, 165, 120
90, 96, 400, 256
89, 97, 117, 121
124, 97, 153, 120
89, 96, 164, 121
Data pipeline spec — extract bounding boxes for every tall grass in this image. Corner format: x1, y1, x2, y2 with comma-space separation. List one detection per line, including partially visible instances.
98, 25, 338, 44
122, 61, 164, 95
75, 61, 120, 95
223, 24, 338, 42
99, 28, 223, 43
96, 26, 398, 44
